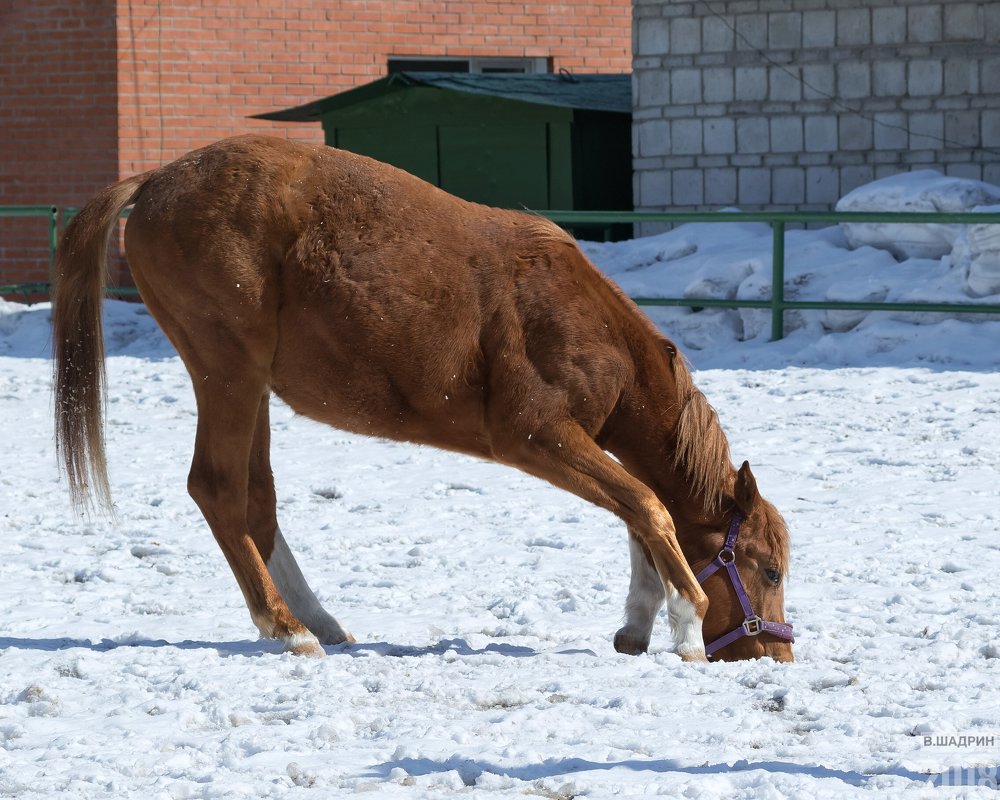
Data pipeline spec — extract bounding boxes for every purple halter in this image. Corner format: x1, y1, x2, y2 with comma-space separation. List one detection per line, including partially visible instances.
695, 512, 794, 659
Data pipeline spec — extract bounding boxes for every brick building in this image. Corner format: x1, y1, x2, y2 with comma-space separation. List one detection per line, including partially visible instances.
0, 0, 631, 289
632, 0, 1000, 220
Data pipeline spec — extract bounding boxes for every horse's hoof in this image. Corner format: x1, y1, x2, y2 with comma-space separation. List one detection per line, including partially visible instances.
613, 629, 649, 655
677, 645, 709, 663
286, 632, 326, 658
315, 628, 356, 646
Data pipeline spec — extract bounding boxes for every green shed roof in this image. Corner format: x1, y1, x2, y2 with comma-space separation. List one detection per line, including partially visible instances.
254, 72, 631, 122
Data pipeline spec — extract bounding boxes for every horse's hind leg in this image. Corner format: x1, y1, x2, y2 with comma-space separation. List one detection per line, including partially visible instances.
246, 395, 355, 645
186, 369, 324, 657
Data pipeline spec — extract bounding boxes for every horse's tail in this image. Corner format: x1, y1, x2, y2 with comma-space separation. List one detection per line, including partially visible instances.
52, 172, 149, 513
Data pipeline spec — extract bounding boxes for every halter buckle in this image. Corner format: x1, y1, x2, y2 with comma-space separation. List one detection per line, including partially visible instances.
742, 616, 764, 636
718, 547, 736, 565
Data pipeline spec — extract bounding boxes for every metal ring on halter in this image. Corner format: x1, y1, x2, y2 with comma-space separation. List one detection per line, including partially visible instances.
742, 616, 764, 636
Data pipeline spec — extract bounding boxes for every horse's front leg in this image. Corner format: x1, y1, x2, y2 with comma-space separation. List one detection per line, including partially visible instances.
246, 394, 355, 647
614, 532, 665, 655
496, 418, 709, 662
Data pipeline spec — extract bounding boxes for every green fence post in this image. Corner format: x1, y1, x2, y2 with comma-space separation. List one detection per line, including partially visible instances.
771, 220, 786, 341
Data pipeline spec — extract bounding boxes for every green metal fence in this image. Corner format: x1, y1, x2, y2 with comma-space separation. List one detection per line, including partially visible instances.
0, 206, 59, 302
544, 209, 1000, 340
2, 205, 1000, 340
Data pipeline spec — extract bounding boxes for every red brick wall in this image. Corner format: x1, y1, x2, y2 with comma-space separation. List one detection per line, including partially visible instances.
0, 0, 119, 287
116, 0, 632, 174
2, 0, 631, 290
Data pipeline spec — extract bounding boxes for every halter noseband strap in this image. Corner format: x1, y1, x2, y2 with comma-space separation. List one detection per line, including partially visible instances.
695, 511, 794, 659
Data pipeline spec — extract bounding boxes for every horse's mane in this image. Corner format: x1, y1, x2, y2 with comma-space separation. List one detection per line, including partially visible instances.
669, 356, 732, 514
669, 354, 790, 573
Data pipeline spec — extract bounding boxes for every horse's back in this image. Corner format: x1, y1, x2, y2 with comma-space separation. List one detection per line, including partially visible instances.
124, 135, 641, 456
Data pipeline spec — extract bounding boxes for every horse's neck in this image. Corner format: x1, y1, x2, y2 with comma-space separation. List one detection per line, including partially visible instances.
607, 363, 733, 534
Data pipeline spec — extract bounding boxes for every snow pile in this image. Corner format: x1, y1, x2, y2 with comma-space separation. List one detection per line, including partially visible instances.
580, 169, 1000, 369
834, 169, 1000, 260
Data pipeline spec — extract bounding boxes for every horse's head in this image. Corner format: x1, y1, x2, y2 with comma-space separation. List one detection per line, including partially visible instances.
694, 461, 794, 662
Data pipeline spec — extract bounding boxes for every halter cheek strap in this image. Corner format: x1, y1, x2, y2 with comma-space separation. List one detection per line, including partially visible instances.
695, 512, 794, 659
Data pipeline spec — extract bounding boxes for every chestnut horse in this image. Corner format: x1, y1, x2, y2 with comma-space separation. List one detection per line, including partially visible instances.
53, 135, 793, 662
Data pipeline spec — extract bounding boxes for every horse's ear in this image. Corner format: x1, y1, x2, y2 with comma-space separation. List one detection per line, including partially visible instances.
734, 460, 759, 515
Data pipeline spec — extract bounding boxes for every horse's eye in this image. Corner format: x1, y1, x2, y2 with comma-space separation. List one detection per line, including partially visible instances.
764, 568, 781, 586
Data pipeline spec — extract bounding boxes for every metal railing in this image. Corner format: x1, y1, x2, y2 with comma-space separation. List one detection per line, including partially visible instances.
2, 205, 1000, 340
0, 206, 59, 301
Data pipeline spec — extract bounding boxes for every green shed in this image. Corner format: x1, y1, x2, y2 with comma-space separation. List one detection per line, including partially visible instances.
255, 72, 632, 233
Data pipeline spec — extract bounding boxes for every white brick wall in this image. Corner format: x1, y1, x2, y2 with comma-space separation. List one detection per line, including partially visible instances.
632, 0, 999, 213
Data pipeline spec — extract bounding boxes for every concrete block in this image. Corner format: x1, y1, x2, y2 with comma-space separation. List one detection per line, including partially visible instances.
872, 7, 906, 45
909, 112, 944, 150
802, 64, 835, 101
670, 18, 701, 55
769, 12, 802, 49
672, 118, 703, 155
738, 168, 771, 206
984, 164, 1000, 187
735, 67, 768, 101
662, 2, 696, 18
704, 118, 736, 154
673, 169, 704, 206
636, 70, 670, 107
763, 153, 796, 168
873, 112, 908, 151
945, 163, 983, 181
696, 155, 729, 168
771, 116, 803, 152
987, 3, 1000, 43
981, 58, 1000, 94
703, 67, 735, 103
702, 15, 735, 52
639, 170, 671, 207
873, 61, 906, 98
736, 14, 767, 50
801, 10, 835, 48
705, 168, 738, 206
773, 167, 805, 205
805, 116, 838, 152
945, 58, 979, 96
840, 165, 874, 198
983, 110, 1000, 148
945, 4, 982, 40
737, 117, 770, 154
908, 5, 942, 43
637, 17, 671, 55
770, 66, 801, 102
945, 111, 979, 149
837, 8, 871, 46
908, 60, 943, 97
806, 166, 840, 205
637, 119, 671, 157
839, 115, 873, 151
671, 69, 702, 105
869, 151, 903, 166
837, 61, 871, 100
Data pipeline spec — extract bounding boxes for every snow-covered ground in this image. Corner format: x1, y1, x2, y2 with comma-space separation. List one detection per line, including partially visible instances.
1, 171, 999, 798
